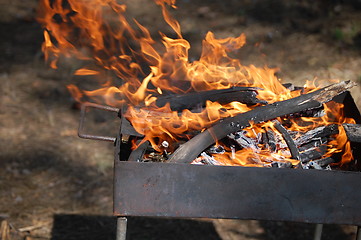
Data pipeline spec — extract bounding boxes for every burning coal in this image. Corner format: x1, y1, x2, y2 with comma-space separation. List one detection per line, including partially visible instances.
37, 0, 358, 169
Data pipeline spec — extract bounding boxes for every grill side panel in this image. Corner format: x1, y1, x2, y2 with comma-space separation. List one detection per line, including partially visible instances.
114, 161, 361, 225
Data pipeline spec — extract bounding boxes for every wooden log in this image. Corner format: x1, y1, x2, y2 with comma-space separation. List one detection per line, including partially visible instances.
294, 124, 339, 146
168, 81, 355, 163
266, 130, 278, 152
287, 108, 325, 119
299, 145, 327, 163
303, 157, 338, 170
342, 123, 361, 142
298, 138, 327, 152
273, 120, 300, 160
151, 87, 267, 111
311, 157, 338, 167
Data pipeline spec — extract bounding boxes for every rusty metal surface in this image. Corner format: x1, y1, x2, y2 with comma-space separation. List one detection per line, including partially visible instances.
114, 161, 361, 225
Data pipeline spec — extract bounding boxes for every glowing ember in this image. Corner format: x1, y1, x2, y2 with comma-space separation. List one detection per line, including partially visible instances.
37, 0, 356, 167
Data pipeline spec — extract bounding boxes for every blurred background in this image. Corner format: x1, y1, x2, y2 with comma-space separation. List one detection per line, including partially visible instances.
1, 0, 361, 239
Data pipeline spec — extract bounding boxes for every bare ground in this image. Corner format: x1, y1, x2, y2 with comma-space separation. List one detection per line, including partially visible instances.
1, 0, 361, 239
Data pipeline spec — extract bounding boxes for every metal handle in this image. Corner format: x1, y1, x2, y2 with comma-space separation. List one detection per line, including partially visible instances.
78, 102, 120, 143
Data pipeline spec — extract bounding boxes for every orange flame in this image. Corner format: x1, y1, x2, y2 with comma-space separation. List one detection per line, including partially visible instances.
38, 0, 356, 167
37, 0, 291, 104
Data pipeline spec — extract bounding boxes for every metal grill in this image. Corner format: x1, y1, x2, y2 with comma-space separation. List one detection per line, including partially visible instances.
79, 91, 361, 240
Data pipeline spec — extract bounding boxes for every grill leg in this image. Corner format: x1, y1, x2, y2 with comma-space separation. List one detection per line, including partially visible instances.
357, 226, 361, 240
116, 217, 127, 240
313, 224, 323, 240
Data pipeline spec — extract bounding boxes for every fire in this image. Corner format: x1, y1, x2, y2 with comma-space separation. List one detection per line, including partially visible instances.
38, 0, 356, 167
127, 100, 251, 151
203, 101, 355, 167
37, 0, 287, 104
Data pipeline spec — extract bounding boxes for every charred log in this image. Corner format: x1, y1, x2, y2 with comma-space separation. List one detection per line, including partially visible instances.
286, 108, 325, 119
168, 81, 355, 163
298, 138, 327, 152
311, 157, 338, 167
303, 157, 338, 170
206, 145, 226, 155
342, 123, 361, 142
294, 124, 339, 146
152, 87, 267, 111
273, 120, 300, 160
271, 161, 293, 168
299, 145, 327, 163
265, 130, 278, 152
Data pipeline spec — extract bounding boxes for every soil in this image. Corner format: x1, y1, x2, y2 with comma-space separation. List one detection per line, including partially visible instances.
1, 0, 361, 239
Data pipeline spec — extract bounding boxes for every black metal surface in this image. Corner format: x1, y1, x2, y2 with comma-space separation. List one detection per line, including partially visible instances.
114, 161, 361, 225
338, 92, 361, 170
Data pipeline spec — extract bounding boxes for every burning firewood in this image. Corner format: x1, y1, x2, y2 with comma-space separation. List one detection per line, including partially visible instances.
310, 157, 338, 167
273, 120, 300, 160
298, 138, 326, 151
195, 123, 335, 168
168, 80, 355, 164
38, 0, 360, 170
294, 124, 339, 146
151, 87, 267, 111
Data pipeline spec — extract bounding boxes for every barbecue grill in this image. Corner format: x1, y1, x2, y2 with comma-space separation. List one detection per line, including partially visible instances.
78, 90, 361, 240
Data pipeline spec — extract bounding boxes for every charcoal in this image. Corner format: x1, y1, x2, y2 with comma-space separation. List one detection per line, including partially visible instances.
206, 145, 225, 154
266, 130, 277, 152
295, 124, 339, 146
298, 138, 327, 152
228, 131, 259, 150
308, 161, 323, 170
260, 131, 267, 145
199, 152, 221, 165
273, 120, 300, 160
312, 157, 338, 167
342, 123, 361, 142
270, 161, 293, 168
287, 108, 325, 119
305, 157, 338, 170
299, 145, 327, 163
